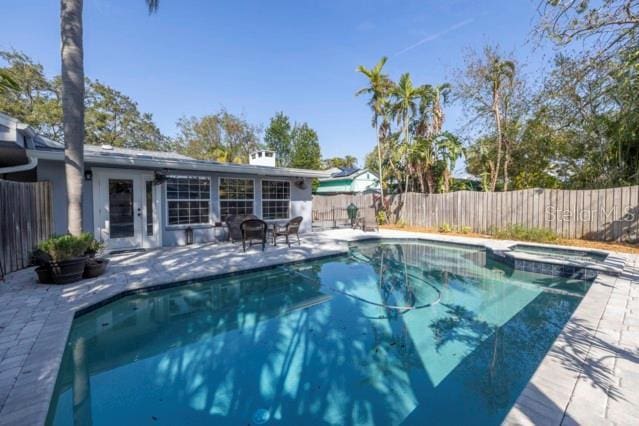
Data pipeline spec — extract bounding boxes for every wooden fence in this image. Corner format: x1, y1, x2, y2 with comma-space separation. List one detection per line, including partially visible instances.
313, 186, 639, 242
0, 180, 53, 277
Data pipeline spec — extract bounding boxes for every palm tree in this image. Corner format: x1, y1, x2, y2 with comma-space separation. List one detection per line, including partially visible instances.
486, 57, 515, 192
356, 57, 392, 203
435, 132, 463, 192
60, 0, 159, 235
391, 73, 421, 192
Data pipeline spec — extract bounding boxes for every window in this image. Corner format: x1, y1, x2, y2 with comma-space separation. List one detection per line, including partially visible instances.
166, 176, 210, 226
262, 180, 290, 219
219, 178, 254, 220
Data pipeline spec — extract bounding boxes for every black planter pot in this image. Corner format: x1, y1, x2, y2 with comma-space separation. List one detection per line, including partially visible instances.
35, 266, 54, 284
48, 257, 88, 284
83, 258, 109, 279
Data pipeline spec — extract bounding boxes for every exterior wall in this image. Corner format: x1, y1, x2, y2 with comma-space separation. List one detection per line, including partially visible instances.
315, 179, 353, 194
37, 161, 313, 246
161, 173, 313, 246
352, 173, 379, 192
37, 160, 93, 235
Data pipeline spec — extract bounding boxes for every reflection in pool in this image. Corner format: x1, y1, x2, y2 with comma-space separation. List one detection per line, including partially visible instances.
47, 239, 589, 425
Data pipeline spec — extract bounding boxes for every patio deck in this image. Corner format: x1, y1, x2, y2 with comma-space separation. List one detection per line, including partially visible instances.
0, 229, 637, 425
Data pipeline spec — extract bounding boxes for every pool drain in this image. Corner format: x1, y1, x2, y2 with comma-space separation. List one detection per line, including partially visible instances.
252, 408, 270, 424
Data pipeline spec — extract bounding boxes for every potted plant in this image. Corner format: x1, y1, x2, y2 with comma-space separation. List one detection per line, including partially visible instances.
83, 238, 109, 278
36, 233, 92, 284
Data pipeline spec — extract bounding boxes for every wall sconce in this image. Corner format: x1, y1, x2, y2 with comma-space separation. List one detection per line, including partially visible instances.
185, 226, 194, 245
84, 170, 92, 181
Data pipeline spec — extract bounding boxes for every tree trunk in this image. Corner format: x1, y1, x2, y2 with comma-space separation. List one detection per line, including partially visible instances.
491, 94, 502, 192
61, 0, 85, 236
503, 139, 511, 191
376, 124, 385, 203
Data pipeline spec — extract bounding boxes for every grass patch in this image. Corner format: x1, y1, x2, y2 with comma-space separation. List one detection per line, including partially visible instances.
489, 225, 558, 243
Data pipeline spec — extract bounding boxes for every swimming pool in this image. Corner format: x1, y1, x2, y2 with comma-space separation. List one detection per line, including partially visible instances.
46, 239, 589, 425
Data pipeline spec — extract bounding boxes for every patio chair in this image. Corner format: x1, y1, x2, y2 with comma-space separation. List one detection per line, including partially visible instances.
272, 216, 303, 247
357, 208, 378, 232
240, 219, 268, 252
226, 214, 258, 242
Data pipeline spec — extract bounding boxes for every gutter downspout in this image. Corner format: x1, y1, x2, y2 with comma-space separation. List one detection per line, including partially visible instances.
0, 155, 38, 175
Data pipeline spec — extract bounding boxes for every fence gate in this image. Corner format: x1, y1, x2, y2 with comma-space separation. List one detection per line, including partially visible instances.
0, 179, 53, 278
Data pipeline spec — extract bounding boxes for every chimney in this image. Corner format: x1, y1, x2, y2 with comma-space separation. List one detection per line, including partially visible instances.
249, 150, 276, 167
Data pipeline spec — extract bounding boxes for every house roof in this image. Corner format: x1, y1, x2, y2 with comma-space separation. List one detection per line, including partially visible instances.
319, 167, 378, 182
27, 134, 329, 178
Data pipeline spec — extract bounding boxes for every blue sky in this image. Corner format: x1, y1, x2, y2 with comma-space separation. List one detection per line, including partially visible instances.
1, 0, 547, 171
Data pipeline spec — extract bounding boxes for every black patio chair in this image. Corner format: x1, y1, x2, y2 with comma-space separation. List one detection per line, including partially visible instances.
272, 216, 303, 247
226, 214, 258, 242
240, 219, 268, 252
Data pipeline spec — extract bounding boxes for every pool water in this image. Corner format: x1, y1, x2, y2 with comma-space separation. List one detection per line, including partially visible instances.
511, 244, 608, 263
47, 239, 590, 425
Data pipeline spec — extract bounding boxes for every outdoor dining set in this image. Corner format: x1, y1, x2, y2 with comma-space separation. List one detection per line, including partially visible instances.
226, 215, 303, 252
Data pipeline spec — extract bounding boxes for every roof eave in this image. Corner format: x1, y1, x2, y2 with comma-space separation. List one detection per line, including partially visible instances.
27, 149, 331, 178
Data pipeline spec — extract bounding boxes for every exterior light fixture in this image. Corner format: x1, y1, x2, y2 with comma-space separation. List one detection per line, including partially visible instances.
185, 226, 194, 245
84, 170, 92, 181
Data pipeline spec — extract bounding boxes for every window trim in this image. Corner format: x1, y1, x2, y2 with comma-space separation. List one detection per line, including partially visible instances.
261, 178, 291, 220
164, 175, 212, 229
217, 176, 256, 221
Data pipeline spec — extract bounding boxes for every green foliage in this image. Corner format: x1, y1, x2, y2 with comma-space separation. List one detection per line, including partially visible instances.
38, 233, 95, 262
459, 226, 472, 234
175, 109, 262, 163
289, 123, 322, 169
85, 80, 168, 151
264, 112, 293, 167
0, 50, 168, 150
323, 155, 358, 169
438, 223, 453, 233
376, 210, 387, 225
489, 225, 558, 243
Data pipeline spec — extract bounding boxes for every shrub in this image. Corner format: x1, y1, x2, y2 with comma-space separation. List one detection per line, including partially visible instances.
439, 223, 452, 233
490, 225, 558, 243
38, 233, 94, 262
459, 226, 472, 234
376, 210, 387, 225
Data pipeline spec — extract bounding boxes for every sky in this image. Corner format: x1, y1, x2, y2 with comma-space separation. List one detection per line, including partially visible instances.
1, 0, 550, 173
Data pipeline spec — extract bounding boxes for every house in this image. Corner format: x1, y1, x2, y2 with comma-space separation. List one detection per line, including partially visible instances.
315, 167, 380, 194
0, 113, 328, 250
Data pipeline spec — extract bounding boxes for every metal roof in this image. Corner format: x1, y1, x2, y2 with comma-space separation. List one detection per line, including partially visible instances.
28, 142, 329, 178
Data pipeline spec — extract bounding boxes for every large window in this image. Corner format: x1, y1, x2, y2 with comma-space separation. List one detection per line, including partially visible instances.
166, 176, 210, 226
219, 178, 254, 220
262, 180, 290, 220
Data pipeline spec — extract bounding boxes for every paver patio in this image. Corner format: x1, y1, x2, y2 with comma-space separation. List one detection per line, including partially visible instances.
0, 229, 637, 425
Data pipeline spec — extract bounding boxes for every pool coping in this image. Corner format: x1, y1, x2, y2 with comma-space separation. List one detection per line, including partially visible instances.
0, 229, 637, 425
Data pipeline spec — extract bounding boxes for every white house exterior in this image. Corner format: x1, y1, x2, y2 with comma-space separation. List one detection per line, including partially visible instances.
315, 167, 380, 194
0, 113, 328, 251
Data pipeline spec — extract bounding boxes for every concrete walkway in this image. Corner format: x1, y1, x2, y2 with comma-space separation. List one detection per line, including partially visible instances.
0, 229, 637, 425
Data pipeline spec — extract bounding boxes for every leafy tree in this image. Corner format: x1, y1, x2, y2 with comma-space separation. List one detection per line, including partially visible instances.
175, 110, 262, 163
390, 73, 421, 192
323, 156, 358, 169
356, 57, 393, 201
264, 112, 293, 167
0, 51, 63, 140
84, 80, 167, 150
0, 69, 18, 93
456, 46, 519, 191
290, 123, 321, 169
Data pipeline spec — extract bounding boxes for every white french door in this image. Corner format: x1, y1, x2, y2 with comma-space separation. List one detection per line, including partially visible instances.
92, 169, 161, 251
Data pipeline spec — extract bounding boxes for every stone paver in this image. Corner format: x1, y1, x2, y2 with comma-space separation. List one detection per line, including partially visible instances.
0, 229, 637, 425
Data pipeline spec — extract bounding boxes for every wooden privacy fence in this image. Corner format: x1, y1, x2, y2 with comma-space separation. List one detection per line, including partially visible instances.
313, 186, 639, 242
0, 180, 53, 277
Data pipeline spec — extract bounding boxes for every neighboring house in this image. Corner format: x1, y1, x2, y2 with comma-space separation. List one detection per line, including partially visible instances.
0, 113, 328, 251
315, 167, 380, 194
